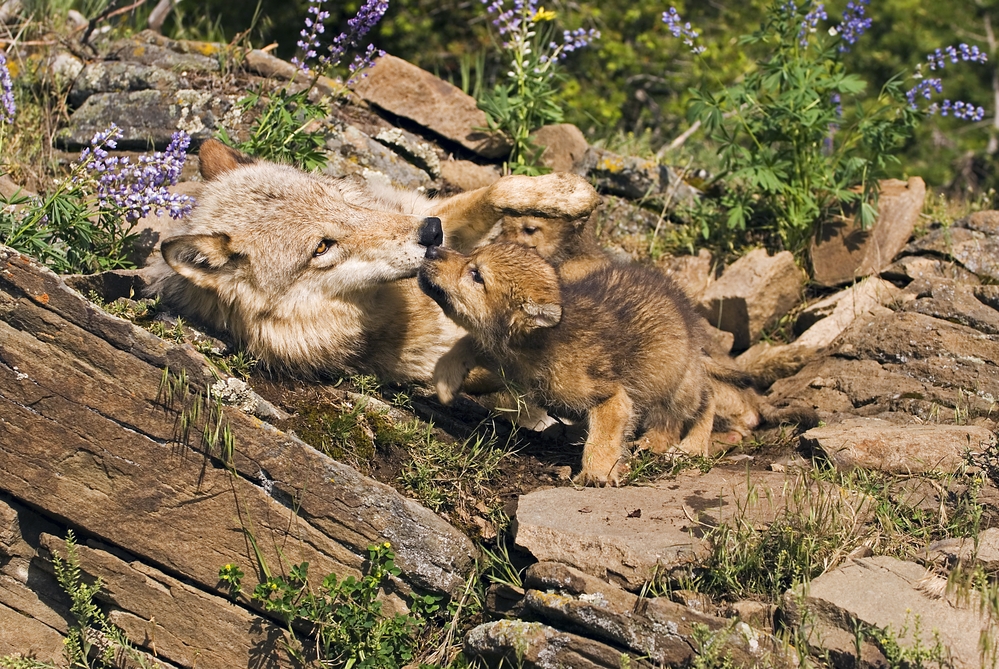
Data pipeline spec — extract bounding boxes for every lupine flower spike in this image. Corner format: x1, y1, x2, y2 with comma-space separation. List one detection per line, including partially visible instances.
905, 44, 987, 121
662, 7, 705, 55
837, 0, 872, 52
0, 50, 15, 124
292, 0, 388, 83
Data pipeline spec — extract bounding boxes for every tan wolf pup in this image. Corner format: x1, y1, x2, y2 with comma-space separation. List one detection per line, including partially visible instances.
494, 213, 818, 442
419, 242, 717, 486
145, 139, 601, 383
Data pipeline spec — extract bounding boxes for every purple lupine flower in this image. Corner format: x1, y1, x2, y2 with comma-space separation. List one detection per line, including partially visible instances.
935, 99, 986, 121
663, 7, 706, 55
927, 43, 987, 71
0, 50, 15, 124
904, 77, 943, 108
798, 3, 827, 46
838, 0, 872, 52
80, 126, 194, 221
560, 27, 601, 56
293, 0, 388, 78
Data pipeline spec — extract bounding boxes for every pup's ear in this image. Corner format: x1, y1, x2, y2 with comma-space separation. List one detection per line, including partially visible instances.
520, 300, 562, 329
198, 139, 256, 181
161, 234, 242, 288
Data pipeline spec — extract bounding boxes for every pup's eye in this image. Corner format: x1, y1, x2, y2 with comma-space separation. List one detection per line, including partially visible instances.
523, 226, 538, 235
470, 268, 484, 284
314, 239, 336, 256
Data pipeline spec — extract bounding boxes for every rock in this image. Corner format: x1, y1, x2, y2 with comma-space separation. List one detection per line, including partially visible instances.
373, 126, 442, 178
440, 159, 501, 192
464, 620, 650, 669
881, 255, 981, 285
324, 122, 433, 190
738, 278, 900, 384
513, 468, 857, 589
530, 123, 589, 174
697, 248, 803, 351
784, 556, 995, 669
242, 48, 298, 80
0, 247, 476, 621
899, 278, 999, 335
583, 147, 699, 208
351, 54, 510, 159
905, 226, 999, 283
729, 600, 773, 631
800, 418, 994, 474
922, 527, 999, 571
663, 248, 714, 301
0, 174, 34, 200
56, 89, 244, 151
962, 209, 999, 234
0, 602, 65, 663
811, 177, 926, 287
769, 310, 999, 422
47, 50, 84, 86
522, 562, 786, 668
108, 34, 220, 74
69, 60, 181, 108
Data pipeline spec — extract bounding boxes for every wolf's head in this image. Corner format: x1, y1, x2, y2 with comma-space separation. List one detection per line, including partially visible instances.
418, 242, 562, 351
493, 214, 587, 266
160, 140, 442, 315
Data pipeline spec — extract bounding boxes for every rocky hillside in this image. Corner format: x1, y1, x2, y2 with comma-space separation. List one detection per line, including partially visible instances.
2, 31, 998, 669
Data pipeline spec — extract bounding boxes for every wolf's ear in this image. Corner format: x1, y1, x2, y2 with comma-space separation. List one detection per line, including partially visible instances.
520, 300, 562, 329
162, 234, 242, 288
198, 139, 256, 181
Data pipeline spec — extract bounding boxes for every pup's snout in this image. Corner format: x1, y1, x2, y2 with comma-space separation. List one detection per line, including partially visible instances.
419, 217, 443, 247
425, 244, 443, 260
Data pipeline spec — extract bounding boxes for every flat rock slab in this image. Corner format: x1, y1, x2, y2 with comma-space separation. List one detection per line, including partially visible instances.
352, 54, 510, 159
922, 527, 999, 571
324, 122, 433, 190
698, 248, 802, 351
801, 418, 994, 474
811, 177, 925, 287
906, 226, 999, 283
785, 556, 996, 669
582, 147, 699, 207
0, 245, 475, 665
464, 620, 652, 669
900, 277, 999, 335
515, 468, 820, 589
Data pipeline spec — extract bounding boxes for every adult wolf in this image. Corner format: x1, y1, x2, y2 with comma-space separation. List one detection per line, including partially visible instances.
146, 139, 600, 382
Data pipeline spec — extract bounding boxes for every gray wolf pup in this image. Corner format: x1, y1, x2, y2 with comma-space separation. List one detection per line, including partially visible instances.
495, 213, 818, 442
419, 242, 716, 486
145, 139, 600, 383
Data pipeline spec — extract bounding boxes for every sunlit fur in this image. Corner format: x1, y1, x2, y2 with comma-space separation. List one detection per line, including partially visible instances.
145, 140, 600, 382
421, 243, 717, 486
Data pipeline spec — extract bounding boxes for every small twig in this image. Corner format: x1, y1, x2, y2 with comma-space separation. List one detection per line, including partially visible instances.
656, 119, 702, 159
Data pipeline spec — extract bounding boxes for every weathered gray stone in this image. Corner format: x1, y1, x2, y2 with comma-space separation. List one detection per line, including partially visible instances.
881, 255, 981, 285
811, 177, 926, 287
523, 562, 787, 667
697, 248, 803, 351
905, 226, 999, 283
961, 209, 999, 235
800, 418, 994, 473
109, 34, 220, 73
69, 60, 181, 107
56, 89, 244, 150
0, 246, 476, 608
440, 159, 501, 192
583, 147, 699, 208
899, 278, 999, 335
513, 468, 859, 589
373, 126, 442, 178
784, 556, 996, 669
324, 122, 433, 190
351, 54, 510, 158
464, 620, 649, 669
530, 123, 589, 174
922, 527, 999, 571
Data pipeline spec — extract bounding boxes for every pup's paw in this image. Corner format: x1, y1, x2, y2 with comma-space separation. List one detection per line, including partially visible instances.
574, 456, 630, 487
488, 173, 600, 219
433, 368, 464, 405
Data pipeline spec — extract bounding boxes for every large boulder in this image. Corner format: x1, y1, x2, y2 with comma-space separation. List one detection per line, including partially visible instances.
811, 177, 926, 287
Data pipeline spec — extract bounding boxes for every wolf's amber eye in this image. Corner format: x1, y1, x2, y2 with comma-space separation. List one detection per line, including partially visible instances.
470, 268, 484, 284
523, 226, 538, 235
314, 239, 336, 256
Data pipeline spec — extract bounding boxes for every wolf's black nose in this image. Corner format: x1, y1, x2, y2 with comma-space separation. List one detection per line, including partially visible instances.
419, 217, 443, 247
425, 244, 443, 260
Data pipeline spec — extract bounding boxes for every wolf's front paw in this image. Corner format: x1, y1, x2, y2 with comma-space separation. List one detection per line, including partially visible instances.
574, 455, 630, 487
488, 173, 600, 220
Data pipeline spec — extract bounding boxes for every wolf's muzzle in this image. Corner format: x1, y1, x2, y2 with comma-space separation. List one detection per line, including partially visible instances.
419, 217, 443, 247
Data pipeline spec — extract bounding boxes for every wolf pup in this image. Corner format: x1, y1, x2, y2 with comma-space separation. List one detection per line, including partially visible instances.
145, 139, 600, 383
495, 212, 818, 442
419, 242, 716, 486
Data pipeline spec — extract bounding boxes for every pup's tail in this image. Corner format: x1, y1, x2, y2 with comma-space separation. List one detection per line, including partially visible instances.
704, 356, 819, 430
758, 402, 820, 430
702, 356, 755, 389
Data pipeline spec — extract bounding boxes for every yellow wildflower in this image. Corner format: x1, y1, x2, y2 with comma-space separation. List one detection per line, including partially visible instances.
532, 7, 557, 21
